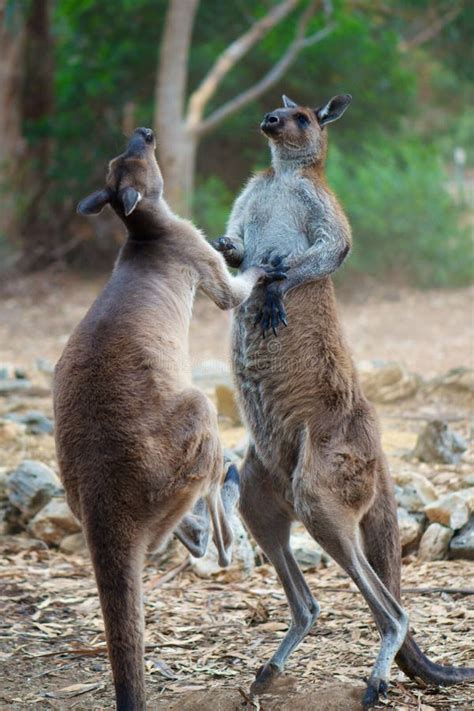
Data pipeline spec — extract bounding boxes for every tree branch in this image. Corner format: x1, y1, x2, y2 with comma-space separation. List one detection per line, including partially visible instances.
399, 4, 462, 52
194, 3, 335, 137
186, 0, 299, 130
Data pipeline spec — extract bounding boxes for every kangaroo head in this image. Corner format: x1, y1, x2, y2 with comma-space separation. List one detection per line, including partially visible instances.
77, 127, 163, 219
261, 94, 352, 165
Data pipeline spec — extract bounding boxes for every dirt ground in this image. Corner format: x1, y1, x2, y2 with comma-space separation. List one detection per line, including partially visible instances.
0, 273, 473, 710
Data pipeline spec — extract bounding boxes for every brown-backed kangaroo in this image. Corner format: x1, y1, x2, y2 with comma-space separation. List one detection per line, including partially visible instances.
215, 96, 474, 707
53, 127, 285, 711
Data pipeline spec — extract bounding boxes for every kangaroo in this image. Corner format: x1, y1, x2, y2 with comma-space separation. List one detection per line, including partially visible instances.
53, 127, 285, 711
215, 96, 474, 707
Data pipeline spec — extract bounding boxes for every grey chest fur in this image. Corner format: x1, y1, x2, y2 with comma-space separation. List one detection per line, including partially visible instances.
240, 173, 322, 270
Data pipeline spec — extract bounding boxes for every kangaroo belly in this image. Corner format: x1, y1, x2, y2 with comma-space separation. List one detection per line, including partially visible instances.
232, 278, 356, 474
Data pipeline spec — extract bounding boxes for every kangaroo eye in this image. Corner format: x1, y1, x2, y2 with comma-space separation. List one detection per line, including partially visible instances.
295, 113, 309, 126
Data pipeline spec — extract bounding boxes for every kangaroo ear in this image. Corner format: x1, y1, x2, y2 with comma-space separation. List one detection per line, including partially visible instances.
282, 94, 298, 108
315, 94, 352, 127
120, 187, 142, 217
77, 189, 110, 215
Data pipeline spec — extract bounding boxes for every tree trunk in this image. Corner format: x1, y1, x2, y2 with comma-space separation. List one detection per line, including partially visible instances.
155, 0, 199, 216
18, 0, 55, 270
0, 1, 24, 247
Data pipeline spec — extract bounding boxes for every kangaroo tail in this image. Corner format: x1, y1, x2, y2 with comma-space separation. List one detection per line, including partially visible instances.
361, 461, 474, 686
85, 519, 146, 710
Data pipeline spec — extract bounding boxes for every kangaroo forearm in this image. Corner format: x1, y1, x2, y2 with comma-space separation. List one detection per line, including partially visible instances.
281, 234, 350, 293
201, 266, 262, 310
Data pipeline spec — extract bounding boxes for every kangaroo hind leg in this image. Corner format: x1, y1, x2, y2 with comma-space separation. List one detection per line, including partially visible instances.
294, 453, 408, 709
239, 445, 320, 695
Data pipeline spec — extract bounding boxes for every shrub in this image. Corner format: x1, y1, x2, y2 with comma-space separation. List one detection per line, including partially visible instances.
327, 138, 472, 286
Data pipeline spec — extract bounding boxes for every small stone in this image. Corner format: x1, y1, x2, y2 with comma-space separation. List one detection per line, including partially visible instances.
397, 508, 423, 547
358, 360, 419, 403
7, 460, 62, 518
290, 525, 330, 570
0, 363, 28, 380
4, 410, 54, 435
60, 532, 87, 554
29, 499, 81, 545
36, 358, 55, 376
393, 471, 438, 512
0, 379, 33, 395
412, 420, 467, 464
424, 493, 469, 531
215, 384, 241, 425
418, 523, 453, 561
0, 419, 26, 444
449, 517, 474, 561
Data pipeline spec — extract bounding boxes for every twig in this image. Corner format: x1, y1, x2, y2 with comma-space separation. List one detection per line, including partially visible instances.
146, 558, 190, 590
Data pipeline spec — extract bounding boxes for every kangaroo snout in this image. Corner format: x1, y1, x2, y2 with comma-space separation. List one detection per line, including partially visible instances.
125, 127, 155, 156
261, 112, 281, 133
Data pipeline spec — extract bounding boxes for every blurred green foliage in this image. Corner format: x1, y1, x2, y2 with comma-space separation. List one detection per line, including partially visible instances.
10, 0, 474, 283
327, 140, 471, 286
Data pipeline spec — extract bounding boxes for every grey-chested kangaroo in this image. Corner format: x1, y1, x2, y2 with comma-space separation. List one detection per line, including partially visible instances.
215, 96, 474, 707
53, 128, 285, 711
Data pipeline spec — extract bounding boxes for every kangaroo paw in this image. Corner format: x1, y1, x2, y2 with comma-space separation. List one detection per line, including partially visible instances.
250, 662, 281, 695
362, 679, 389, 708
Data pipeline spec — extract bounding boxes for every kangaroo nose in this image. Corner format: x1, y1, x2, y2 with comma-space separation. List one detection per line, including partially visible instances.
264, 113, 280, 124
135, 127, 154, 143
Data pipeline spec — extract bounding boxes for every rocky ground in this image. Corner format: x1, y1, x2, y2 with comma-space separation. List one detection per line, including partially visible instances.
0, 275, 473, 709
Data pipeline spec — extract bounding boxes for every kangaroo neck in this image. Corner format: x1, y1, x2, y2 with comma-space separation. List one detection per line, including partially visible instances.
122, 198, 173, 242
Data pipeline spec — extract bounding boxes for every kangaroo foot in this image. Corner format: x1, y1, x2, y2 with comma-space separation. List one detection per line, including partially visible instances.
250, 662, 281, 695
362, 678, 388, 708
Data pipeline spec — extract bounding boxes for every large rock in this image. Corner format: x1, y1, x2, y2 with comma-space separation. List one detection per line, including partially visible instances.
393, 471, 438, 512
457, 488, 474, 513
190, 512, 255, 577
418, 523, 453, 561
412, 420, 467, 464
28, 499, 81, 545
428, 367, 474, 406
7, 460, 62, 518
4, 410, 53, 435
449, 516, 474, 561
60, 531, 88, 555
290, 526, 330, 570
424, 493, 470, 531
358, 360, 419, 403
397, 508, 423, 547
